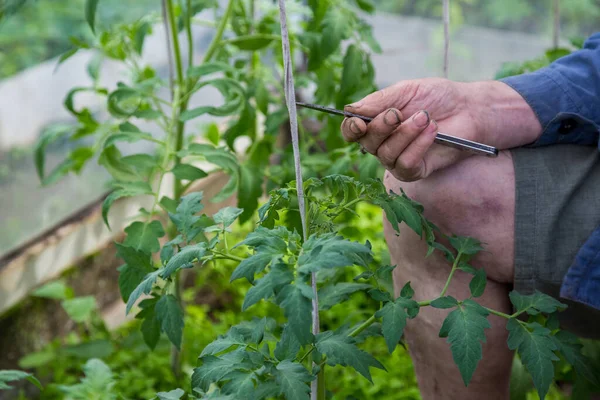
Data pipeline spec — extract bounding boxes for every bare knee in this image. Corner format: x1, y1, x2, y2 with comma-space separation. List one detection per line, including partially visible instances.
383, 151, 515, 284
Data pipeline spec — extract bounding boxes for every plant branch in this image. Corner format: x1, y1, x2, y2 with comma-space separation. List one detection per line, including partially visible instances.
186, 0, 194, 68
211, 250, 244, 262
203, 0, 236, 63
439, 252, 461, 297
161, 0, 175, 99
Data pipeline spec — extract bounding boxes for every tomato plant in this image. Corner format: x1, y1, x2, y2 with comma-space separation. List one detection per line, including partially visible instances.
21, 0, 600, 399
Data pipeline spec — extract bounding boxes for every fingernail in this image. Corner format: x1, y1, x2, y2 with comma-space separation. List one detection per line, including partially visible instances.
346, 100, 364, 109
350, 120, 361, 134
384, 109, 401, 126
413, 110, 430, 128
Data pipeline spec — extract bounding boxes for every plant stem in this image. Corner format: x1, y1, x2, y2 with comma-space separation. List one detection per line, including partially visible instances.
186, 0, 194, 68
439, 252, 461, 297
203, 0, 236, 63
418, 299, 432, 307
486, 307, 512, 319
348, 315, 376, 337
212, 250, 244, 262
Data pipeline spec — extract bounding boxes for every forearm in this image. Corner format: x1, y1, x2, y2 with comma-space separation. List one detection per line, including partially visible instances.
466, 80, 542, 150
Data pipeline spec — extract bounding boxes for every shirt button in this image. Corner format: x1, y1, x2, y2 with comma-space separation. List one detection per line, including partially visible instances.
558, 118, 577, 134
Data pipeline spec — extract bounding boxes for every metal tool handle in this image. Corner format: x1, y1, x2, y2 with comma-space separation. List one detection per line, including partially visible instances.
434, 132, 498, 157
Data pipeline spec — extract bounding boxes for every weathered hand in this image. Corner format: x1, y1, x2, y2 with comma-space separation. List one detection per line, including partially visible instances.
341, 78, 541, 181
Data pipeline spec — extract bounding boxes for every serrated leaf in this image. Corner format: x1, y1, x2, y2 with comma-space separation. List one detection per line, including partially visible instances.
61, 296, 96, 323
509, 291, 567, 316
439, 299, 491, 386
85, 0, 99, 34
430, 296, 458, 309
161, 243, 206, 279
297, 234, 371, 274
126, 269, 162, 314
275, 324, 301, 361
117, 263, 152, 303
171, 163, 208, 181
214, 207, 244, 228
276, 283, 313, 345
469, 269, 487, 298
140, 306, 161, 350
375, 296, 420, 353
318, 283, 371, 310
552, 330, 599, 386
315, 331, 385, 382
169, 192, 204, 240
274, 360, 314, 400
192, 350, 252, 392
123, 221, 165, 254
507, 319, 559, 399
388, 195, 422, 236
155, 295, 184, 350
448, 236, 484, 256
156, 388, 185, 400
201, 328, 247, 357
0, 370, 42, 391
102, 182, 153, 228
400, 281, 414, 298
368, 288, 392, 302
242, 263, 293, 311
320, 7, 351, 58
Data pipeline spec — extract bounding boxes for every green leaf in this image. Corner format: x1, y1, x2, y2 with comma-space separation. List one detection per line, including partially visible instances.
161, 243, 206, 279
276, 283, 313, 345
439, 299, 491, 386
187, 62, 236, 79
242, 262, 293, 311
62, 340, 114, 359
103, 131, 156, 149
227, 35, 275, 50
61, 296, 96, 323
469, 269, 487, 298
98, 145, 140, 182
171, 164, 208, 181
169, 192, 204, 240
320, 7, 351, 59
368, 288, 393, 302
123, 221, 165, 254
58, 358, 114, 398
340, 44, 363, 96
297, 234, 372, 274
0, 370, 42, 391
117, 263, 152, 303
201, 328, 247, 357
354, 0, 375, 13
156, 388, 185, 400
552, 330, 599, 386
138, 299, 161, 350
231, 226, 294, 282
192, 350, 253, 392
509, 291, 567, 316
375, 295, 420, 353
102, 182, 153, 228
85, 0, 99, 34
318, 283, 371, 310
448, 236, 484, 256
237, 165, 263, 223
430, 296, 459, 309
400, 281, 414, 298
274, 360, 314, 400
315, 331, 385, 382
155, 294, 184, 350
126, 269, 162, 313
214, 207, 244, 228
507, 320, 559, 399
34, 124, 72, 181
31, 280, 72, 300
180, 79, 245, 121
275, 324, 301, 361
57, 48, 79, 67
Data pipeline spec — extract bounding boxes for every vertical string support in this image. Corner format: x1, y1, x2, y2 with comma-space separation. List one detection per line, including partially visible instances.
552, 0, 560, 49
442, 0, 450, 78
276, 4, 321, 398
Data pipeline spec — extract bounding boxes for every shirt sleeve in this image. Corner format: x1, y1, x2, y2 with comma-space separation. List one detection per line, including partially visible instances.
499, 33, 600, 148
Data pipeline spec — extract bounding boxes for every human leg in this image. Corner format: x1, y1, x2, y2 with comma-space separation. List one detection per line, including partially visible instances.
383, 150, 516, 399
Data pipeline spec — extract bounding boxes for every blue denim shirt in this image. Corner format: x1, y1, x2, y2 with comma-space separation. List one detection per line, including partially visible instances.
500, 32, 600, 311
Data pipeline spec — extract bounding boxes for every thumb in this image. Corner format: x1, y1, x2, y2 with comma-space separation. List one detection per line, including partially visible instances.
344, 81, 412, 117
